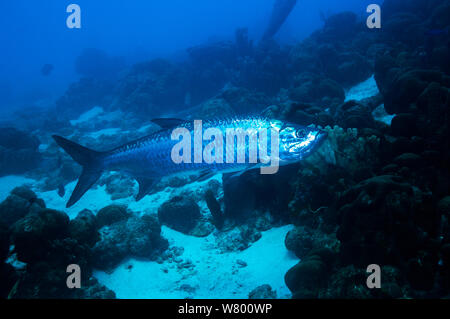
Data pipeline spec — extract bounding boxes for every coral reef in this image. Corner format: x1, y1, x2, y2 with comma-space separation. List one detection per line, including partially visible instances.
75, 48, 126, 80
0, 128, 41, 177
2, 0, 450, 300
92, 213, 168, 270
282, 0, 450, 299
158, 196, 202, 234
0, 188, 115, 298
0, 186, 172, 298
55, 77, 115, 118
111, 59, 188, 116
248, 284, 277, 299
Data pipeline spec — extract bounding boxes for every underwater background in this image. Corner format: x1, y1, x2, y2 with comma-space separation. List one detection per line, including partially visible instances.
0, 0, 449, 299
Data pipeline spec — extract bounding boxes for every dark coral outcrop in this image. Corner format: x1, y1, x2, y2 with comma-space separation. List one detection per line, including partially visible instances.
0, 128, 41, 177
92, 213, 168, 270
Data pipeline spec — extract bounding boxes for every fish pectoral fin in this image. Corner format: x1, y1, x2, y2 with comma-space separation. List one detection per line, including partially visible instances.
135, 178, 156, 201
197, 169, 216, 182
229, 170, 247, 179
228, 164, 261, 179
151, 118, 186, 130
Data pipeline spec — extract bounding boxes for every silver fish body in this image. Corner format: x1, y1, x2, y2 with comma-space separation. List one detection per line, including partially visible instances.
53, 117, 327, 207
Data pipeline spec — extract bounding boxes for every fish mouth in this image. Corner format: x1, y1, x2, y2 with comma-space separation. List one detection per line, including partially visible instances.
314, 131, 328, 150
286, 130, 327, 155
318, 130, 328, 142
305, 130, 328, 154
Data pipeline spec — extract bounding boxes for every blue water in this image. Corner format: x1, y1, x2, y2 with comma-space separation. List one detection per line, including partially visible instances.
0, 0, 375, 113
2, 0, 449, 300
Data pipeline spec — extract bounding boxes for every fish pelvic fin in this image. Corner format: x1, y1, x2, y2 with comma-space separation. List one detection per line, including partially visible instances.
52, 135, 104, 208
135, 177, 156, 201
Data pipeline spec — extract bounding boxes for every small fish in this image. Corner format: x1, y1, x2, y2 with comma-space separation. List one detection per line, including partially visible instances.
53, 117, 327, 207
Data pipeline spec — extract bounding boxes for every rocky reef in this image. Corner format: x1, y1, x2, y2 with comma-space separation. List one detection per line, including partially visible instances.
0, 186, 172, 298
281, 0, 450, 299
1, 0, 449, 300
0, 128, 41, 177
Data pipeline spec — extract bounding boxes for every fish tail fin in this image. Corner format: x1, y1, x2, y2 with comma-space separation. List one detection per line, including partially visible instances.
52, 135, 104, 208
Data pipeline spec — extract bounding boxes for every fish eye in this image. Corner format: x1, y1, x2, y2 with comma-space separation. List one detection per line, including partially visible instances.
295, 128, 306, 138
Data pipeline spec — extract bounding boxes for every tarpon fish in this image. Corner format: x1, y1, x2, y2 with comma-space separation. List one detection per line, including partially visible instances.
262, 0, 298, 41
53, 117, 327, 207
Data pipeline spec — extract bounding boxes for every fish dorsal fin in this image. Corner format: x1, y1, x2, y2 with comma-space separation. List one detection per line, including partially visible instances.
136, 178, 156, 201
151, 118, 186, 130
